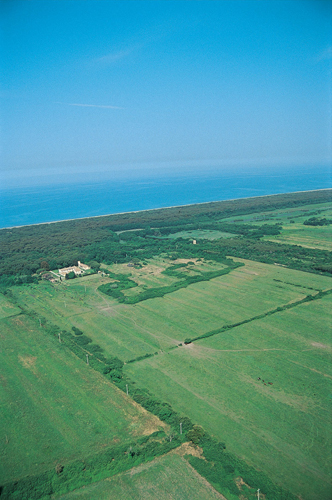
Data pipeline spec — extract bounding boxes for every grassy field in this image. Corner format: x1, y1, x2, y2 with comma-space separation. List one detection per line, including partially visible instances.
124, 285, 332, 500
9, 258, 331, 364
221, 201, 332, 250
5, 258, 331, 498
222, 201, 332, 225
2, 193, 332, 500
0, 310, 165, 484
56, 452, 225, 500
166, 229, 236, 240
2, 203, 331, 500
0, 293, 22, 319
263, 223, 332, 250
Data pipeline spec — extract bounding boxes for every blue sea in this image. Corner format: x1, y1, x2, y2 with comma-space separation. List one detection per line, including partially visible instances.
0, 165, 330, 229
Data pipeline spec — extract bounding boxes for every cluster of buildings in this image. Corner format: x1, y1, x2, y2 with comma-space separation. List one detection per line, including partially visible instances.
58, 261, 90, 277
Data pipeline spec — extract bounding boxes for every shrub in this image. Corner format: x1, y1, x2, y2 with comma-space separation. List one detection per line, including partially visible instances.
74, 335, 92, 346
72, 326, 83, 335
187, 425, 205, 444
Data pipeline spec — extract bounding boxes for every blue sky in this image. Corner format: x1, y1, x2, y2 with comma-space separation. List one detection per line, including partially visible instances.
1, 0, 331, 188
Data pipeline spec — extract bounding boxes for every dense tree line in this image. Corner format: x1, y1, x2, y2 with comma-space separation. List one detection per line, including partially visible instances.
303, 216, 331, 226
0, 190, 330, 282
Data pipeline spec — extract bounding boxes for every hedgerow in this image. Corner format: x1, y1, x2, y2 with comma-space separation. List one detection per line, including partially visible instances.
0, 432, 180, 499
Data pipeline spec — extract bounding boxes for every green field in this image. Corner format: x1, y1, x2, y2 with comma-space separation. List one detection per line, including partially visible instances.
4, 258, 331, 499
0, 293, 22, 319
1, 192, 331, 500
56, 452, 225, 500
0, 311, 165, 484
264, 223, 332, 250
221, 201, 332, 250
166, 229, 236, 240
223, 201, 332, 225
10, 258, 331, 363
124, 283, 332, 500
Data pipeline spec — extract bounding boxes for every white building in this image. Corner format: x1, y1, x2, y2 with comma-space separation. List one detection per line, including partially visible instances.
78, 261, 90, 270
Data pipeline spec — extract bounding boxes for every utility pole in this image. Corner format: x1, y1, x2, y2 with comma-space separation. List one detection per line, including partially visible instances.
86, 354, 89, 365
257, 489, 260, 500
39, 318, 41, 327
126, 384, 128, 395
58, 332, 61, 343
180, 422, 182, 435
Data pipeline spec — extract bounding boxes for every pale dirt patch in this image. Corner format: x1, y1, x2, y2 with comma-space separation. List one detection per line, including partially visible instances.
183, 342, 195, 350
172, 442, 204, 459
14, 317, 24, 327
18, 355, 37, 373
311, 342, 330, 349
127, 398, 168, 437
236, 477, 251, 490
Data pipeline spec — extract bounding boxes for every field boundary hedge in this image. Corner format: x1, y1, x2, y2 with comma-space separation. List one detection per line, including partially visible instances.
184, 288, 332, 344
98, 260, 243, 304
0, 432, 180, 499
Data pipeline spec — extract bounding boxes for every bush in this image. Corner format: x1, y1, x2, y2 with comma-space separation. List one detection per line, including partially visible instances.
187, 425, 205, 445
72, 326, 83, 335
74, 335, 92, 346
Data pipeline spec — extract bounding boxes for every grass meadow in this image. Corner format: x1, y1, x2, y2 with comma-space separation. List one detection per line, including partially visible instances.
2, 253, 331, 499
10, 259, 331, 363
166, 229, 236, 240
263, 223, 332, 251
0, 312, 165, 484
221, 201, 332, 250
222, 201, 331, 225
124, 287, 332, 500
56, 452, 225, 500
0, 293, 21, 319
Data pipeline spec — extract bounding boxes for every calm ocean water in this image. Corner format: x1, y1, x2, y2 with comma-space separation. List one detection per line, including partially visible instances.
0, 165, 331, 229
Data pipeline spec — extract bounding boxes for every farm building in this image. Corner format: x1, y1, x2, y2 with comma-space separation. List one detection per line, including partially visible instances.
58, 266, 82, 277
58, 262, 90, 277
78, 261, 90, 270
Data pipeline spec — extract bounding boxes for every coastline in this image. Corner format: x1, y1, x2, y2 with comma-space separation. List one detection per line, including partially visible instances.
1, 187, 330, 231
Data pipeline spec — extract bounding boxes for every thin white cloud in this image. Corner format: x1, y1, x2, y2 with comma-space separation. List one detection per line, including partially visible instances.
94, 41, 145, 66
96, 48, 134, 64
56, 102, 124, 109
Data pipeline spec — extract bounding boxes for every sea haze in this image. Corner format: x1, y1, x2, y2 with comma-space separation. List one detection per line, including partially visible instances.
0, 165, 330, 229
